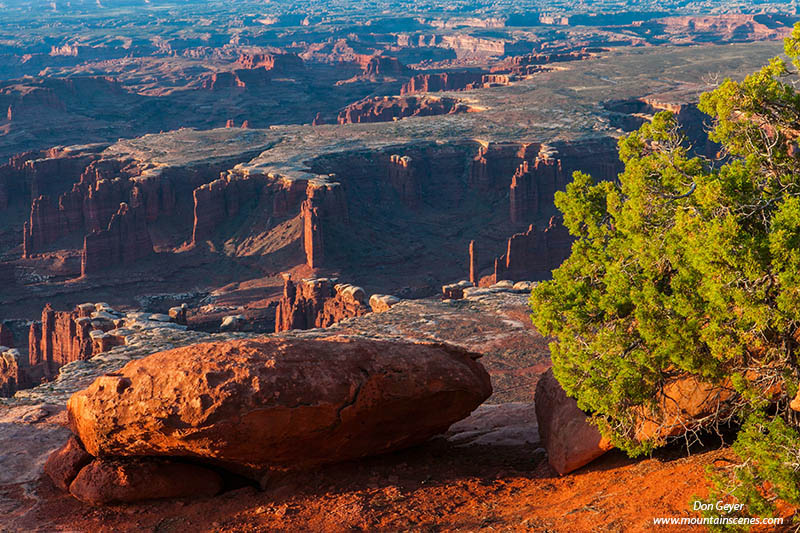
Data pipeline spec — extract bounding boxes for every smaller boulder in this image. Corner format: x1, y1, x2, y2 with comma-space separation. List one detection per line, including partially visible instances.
69, 458, 222, 505
169, 304, 188, 325
44, 436, 93, 491
220, 314, 245, 331
534, 369, 613, 475
512, 281, 535, 292
369, 294, 400, 313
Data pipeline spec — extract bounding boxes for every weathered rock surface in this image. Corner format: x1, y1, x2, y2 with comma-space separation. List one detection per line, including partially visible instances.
633, 375, 737, 444
442, 280, 473, 299
369, 294, 400, 313
474, 218, 572, 285
69, 458, 222, 505
82, 202, 153, 276
446, 402, 540, 448
0, 347, 23, 397
534, 368, 613, 475
0, 404, 70, 486
301, 182, 348, 268
28, 303, 121, 384
67, 336, 492, 479
44, 435, 93, 491
275, 277, 371, 332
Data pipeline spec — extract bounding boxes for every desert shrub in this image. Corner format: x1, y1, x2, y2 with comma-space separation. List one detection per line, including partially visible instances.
530, 24, 800, 525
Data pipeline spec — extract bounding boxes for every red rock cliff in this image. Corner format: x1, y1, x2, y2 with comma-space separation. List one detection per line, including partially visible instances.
401, 72, 485, 94
509, 156, 565, 225
81, 202, 153, 276
0, 347, 23, 397
302, 182, 347, 269
485, 218, 572, 284
27, 303, 119, 383
386, 154, 420, 208
192, 173, 262, 244
360, 55, 409, 78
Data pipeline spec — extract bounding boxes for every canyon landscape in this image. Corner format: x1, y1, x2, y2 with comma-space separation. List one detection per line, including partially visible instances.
1, 0, 800, 531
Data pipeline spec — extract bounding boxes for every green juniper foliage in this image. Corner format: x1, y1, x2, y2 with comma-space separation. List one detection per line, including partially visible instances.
531, 24, 800, 522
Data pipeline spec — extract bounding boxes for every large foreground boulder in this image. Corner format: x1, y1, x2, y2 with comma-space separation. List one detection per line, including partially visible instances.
67, 336, 492, 481
534, 369, 613, 475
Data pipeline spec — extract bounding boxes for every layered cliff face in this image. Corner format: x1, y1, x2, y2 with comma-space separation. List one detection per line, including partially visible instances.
191, 174, 265, 244
0, 148, 102, 215
9, 144, 262, 281
604, 97, 717, 157
401, 72, 512, 94
509, 157, 565, 225
474, 218, 572, 285
81, 202, 153, 277
462, 139, 621, 283
275, 277, 370, 332
490, 51, 593, 76
468, 142, 542, 193
302, 182, 348, 269
202, 69, 272, 91
203, 52, 306, 90
338, 96, 469, 124
23, 303, 129, 392
386, 154, 420, 208
190, 172, 344, 275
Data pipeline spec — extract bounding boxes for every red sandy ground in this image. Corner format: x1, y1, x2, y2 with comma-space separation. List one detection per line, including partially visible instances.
7, 434, 794, 532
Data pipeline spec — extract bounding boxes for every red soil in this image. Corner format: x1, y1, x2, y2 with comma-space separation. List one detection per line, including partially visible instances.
6, 433, 788, 532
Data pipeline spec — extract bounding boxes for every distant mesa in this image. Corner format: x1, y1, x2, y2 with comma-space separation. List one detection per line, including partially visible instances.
401, 71, 513, 94
203, 52, 303, 91
236, 52, 305, 73
358, 54, 410, 79
338, 95, 472, 124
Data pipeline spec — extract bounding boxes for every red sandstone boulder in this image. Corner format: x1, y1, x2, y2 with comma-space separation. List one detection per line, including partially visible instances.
534, 369, 613, 475
69, 458, 222, 505
67, 336, 492, 481
44, 436, 93, 491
